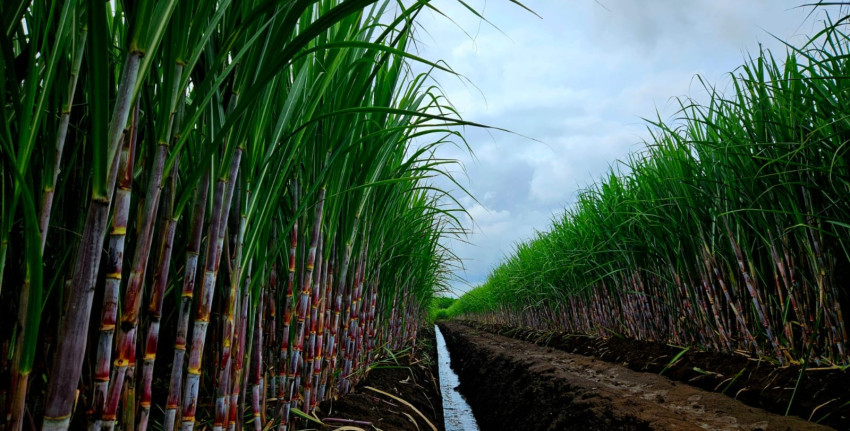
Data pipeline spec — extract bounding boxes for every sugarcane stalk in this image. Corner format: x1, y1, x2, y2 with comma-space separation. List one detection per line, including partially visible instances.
703, 245, 756, 351
323, 272, 343, 401
214, 188, 246, 431
304, 233, 324, 412
162, 172, 210, 431
228, 286, 250, 431
251, 286, 265, 431
179, 176, 226, 430
290, 188, 326, 414
100, 135, 169, 431
181, 149, 242, 431
313, 241, 333, 406
42, 49, 140, 431
39, 27, 88, 252
276, 185, 298, 431
137, 188, 178, 431
121, 342, 137, 431
728, 231, 782, 364
341, 251, 365, 393
264, 267, 277, 416
769, 240, 795, 350
268, 265, 278, 346
88, 102, 139, 431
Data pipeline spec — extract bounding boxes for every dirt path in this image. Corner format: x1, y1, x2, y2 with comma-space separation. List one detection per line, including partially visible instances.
439, 321, 833, 431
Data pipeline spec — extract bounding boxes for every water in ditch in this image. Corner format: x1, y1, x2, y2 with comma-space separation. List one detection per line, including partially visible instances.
434, 325, 480, 431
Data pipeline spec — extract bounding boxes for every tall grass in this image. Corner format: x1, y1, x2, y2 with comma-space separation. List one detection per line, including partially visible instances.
448, 16, 850, 367
0, 1, 511, 429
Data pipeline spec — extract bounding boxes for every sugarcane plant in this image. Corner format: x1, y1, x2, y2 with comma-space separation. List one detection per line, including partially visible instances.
446, 14, 850, 368
0, 0, 513, 429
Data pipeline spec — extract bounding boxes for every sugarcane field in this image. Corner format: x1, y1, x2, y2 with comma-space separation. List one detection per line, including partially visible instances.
2, 0, 850, 430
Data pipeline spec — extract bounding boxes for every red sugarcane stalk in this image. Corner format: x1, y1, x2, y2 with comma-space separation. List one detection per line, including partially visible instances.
365, 282, 377, 366
181, 149, 242, 431
324, 275, 343, 400
138, 203, 178, 431
728, 231, 783, 364
326, 241, 351, 386
341, 251, 366, 393
290, 188, 326, 414
228, 286, 250, 431
101, 137, 169, 431
251, 285, 265, 431
786, 246, 813, 349
138, 58, 185, 428
807, 224, 845, 361
86, 103, 137, 430
702, 278, 732, 351
702, 246, 756, 352
264, 265, 278, 416
268, 265, 278, 346
42, 50, 141, 431
304, 234, 324, 412
215, 196, 246, 431
162, 173, 210, 431
277, 184, 298, 431
312, 242, 332, 406
355, 276, 367, 372
227, 284, 251, 431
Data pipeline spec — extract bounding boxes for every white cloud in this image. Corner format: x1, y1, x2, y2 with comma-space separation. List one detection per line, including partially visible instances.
414, 0, 825, 295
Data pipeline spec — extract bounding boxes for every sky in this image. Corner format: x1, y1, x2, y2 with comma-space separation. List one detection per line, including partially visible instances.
406, 1, 827, 297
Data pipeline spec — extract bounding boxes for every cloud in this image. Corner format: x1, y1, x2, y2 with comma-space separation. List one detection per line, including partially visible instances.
414, 0, 820, 296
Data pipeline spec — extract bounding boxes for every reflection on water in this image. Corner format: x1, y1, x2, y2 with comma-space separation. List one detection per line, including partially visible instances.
435, 325, 480, 431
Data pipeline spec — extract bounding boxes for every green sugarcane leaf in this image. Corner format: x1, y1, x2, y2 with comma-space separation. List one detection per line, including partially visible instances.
289, 407, 325, 426
20, 189, 42, 374
87, 0, 109, 199
2, 150, 43, 374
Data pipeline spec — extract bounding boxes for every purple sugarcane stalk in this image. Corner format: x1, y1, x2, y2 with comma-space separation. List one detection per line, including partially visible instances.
227, 286, 250, 431
100, 137, 169, 431
42, 50, 141, 431
181, 149, 242, 431
304, 234, 324, 412
138, 210, 178, 431
728, 232, 782, 364
277, 184, 298, 431
88, 104, 137, 430
312, 242, 332, 406
702, 247, 756, 352
162, 173, 210, 431
251, 286, 265, 431
214, 203, 246, 431
289, 188, 326, 416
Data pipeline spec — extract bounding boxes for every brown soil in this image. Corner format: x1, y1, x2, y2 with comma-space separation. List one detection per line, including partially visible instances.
454, 320, 850, 430
314, 326, 445, 431
439, 321, 840, 431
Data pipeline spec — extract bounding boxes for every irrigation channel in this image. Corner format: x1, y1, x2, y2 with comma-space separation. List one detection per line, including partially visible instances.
438, 321, 837, 431
435, 325, 481, 431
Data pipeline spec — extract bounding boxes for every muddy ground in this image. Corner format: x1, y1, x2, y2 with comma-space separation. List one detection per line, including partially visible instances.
314, 326, 445, 431
439, 320, 845, 431
312, 322, 847, 430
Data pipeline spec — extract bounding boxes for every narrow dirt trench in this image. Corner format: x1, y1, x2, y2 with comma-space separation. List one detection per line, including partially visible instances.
438, 321, 833, 431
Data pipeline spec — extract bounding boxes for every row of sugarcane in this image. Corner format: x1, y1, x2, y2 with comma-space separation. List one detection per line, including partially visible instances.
446, 15, 850, 367
0, 0, 476, 430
